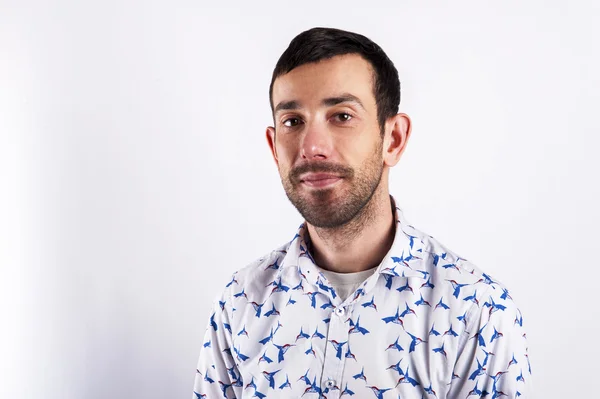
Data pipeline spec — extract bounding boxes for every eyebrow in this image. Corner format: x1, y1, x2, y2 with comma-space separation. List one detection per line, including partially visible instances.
274, 93, 365, 114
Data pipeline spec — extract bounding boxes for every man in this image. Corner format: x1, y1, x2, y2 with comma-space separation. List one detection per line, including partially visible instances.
193, 27, 532, 398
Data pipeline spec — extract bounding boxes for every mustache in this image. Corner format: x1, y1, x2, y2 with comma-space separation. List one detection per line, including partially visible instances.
289, 162, 354, 182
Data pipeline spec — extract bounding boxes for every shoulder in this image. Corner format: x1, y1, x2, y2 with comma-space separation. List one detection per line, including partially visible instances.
216, 240, 292, 302
412, 225, 523, 319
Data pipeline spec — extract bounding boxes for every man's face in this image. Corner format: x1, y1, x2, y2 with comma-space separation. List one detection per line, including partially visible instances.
267, 54, 385, 228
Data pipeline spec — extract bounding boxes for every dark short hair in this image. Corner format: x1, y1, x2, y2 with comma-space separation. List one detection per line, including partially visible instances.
269, 27, 400, 134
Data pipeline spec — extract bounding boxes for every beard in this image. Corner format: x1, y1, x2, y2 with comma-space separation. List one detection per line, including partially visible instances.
280, 139, 384, 229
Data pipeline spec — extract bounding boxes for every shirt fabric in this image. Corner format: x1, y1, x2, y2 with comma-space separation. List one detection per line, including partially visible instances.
193, 195, 533, 399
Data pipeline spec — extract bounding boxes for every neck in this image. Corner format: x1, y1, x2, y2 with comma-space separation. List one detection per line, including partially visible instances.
306, 187, 396, 273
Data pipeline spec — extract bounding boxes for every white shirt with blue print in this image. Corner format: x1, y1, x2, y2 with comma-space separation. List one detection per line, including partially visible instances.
192, 195, 533, 399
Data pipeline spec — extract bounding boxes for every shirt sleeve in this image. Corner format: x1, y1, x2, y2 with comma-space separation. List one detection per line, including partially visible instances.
448, 283, 533, 398
192, 278, 242, 399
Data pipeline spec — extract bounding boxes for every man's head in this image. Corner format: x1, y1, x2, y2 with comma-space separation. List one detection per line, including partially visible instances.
266, 27, 411, 229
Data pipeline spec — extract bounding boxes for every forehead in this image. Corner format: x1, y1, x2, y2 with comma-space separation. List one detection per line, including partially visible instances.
272, 53, 376, 112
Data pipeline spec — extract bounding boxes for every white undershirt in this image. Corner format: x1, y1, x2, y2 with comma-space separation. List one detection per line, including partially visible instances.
316, 266, 379, 302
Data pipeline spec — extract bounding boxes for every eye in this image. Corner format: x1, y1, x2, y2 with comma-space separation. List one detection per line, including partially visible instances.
333, 113, 353, 122
282, 117, 302, 127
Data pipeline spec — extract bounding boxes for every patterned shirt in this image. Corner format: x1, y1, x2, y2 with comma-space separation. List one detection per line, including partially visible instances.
192, 195, 533, 398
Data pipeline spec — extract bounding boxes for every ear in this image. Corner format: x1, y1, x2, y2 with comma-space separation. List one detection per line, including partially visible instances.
383, 113, 411, 167
266, 126, 279, 167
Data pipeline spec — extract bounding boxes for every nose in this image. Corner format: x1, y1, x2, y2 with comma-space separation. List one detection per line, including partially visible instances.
301, 119, 333, 160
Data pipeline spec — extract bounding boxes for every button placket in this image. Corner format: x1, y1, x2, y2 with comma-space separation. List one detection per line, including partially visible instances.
320, 304, 351, 399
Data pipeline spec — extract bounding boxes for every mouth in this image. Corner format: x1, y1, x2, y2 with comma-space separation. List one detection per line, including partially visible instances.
299, 173, 343, 188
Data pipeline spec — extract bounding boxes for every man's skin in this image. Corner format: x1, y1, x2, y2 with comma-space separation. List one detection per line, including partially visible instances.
266, 53, 413, 274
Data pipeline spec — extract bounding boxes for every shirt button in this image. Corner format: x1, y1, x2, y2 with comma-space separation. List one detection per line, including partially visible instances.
335, 307, 345, 317
325, 379, 336, 388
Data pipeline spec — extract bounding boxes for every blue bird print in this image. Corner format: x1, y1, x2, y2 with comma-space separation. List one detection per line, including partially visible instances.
468, 358, 486, 380
353, 367, 367, 383
415, 294, 432, 307
457, 311, 468, 327
490, 327, 503, 343
386, 359, 404, 375
233, 344, 249, 362
244, 375, 257, 390
193, 391, 206, 398
209, 312, 217, 331
463, 289, 479, 306
201, 369, 214, 384
420, 277, 435, 290
349, 316, 370, 335
225, 274, 238, 288
218, 381, 232, 398
330, 339, 348, 359
362, 295, 378, 310
264, 303, 280, 317
295, 327, 310, 342
385, 336, 404, 352
304, 342, 315, 357
396, 280, 414, 294
441, 261, 460, 272
400, 301, 418, 318
265, 259, 281, 271
278, 374, 292, 389
297, 369, 311, 386
466, 381, 488, 397
226, 365, 239, 382
258, 350, 273, 364
233, 288, 248, 300
301, 377, 321, 397
237, 325, 248, 337
312, 326, 326, 339
304, 291, 319, 308
432, 252, 447, 266
341, 382, 355, 396
482, 348, 495, 367
268, 278, 290, 296
484, 297, 507, 316
424, 383, 437, 397
286, 296, 297, 306
383, 274, 394, 290
395, 364, 420, 387
406, 331, 428, 352
273, 343, 295, 363
428, 323, 440, 336
507, 353, 518, 368
366, 386, 391, 399
382, 307, 404, 328
500, 287, 512, 300
514, 310, 524, 326
321, 299, 334, 310
250, 301, 265, 317
345, 344, 357, 360
434, 297, 450, 311
203, 339, 211, 348
258, 326, 276, 345
433, 342, 447, 358
470, 322, 488, 347
443, 324, 459, 337
262, 369, 281, 389
446, 279, 469, 298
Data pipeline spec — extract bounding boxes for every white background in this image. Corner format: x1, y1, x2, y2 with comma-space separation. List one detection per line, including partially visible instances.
1, 1, 598, 398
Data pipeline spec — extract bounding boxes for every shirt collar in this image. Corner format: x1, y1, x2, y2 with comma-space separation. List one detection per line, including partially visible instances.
280, 195, 427, 280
